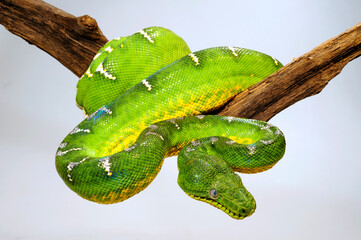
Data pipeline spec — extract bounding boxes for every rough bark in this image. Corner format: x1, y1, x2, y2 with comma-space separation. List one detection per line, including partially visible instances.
1, 0, 360, 121
0, 0, 108, 77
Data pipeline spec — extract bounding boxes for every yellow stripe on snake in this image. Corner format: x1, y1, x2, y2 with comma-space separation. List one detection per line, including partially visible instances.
56, 27, 285, 219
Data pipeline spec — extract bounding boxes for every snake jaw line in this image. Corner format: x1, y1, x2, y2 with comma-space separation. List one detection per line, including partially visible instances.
187, 193, 251, 220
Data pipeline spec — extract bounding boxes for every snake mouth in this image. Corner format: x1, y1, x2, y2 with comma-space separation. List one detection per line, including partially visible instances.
187, 193, 254, 219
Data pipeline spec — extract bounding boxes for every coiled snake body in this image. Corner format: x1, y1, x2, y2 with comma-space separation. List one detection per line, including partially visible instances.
56, 27, 285, 219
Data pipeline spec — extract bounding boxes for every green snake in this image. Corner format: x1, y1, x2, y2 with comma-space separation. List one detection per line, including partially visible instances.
56, 27, 286, 219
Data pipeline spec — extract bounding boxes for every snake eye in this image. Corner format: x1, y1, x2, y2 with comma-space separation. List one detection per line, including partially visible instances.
209, 189, 219, 199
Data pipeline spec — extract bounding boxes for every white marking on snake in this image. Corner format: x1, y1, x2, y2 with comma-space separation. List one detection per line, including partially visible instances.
272, 57, 279, 66
260, 139, 275, 145
113, 37, 122, 40
226, 140, 236, 145
145, 132, 165, 141
140, 140, 152, 147
124, 144, 138, 152
99, 106, 113, 115
148, 124, 159, 130
247, 145, 256, 155
85, 68, 93, 77
93, 52, 101, 60
274, 129, 282, 136
98, 157, 112, 176
191, 140, 200, 147
167, 119, 180, 129
189, 53, 200, 65
56, 148, 82, 156
141, 79, 152, 91
223, 116, 234, 123
59, 142, 67, 149
186, 147, 195, 152
228, 46, 238, 57
210, 137, 219, 144
87, 106, 112, 120
139, 30, 154, 43
261, 125, 270, 130
104, 46, 113, 53
67, 157, 89, 181
261, 123, 275, 131
70, 127, 90, 135
96, 63, 116, 80
196, 115, 206, 119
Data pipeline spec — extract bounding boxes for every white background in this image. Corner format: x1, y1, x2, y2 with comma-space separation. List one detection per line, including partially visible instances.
0, 0, 360, 239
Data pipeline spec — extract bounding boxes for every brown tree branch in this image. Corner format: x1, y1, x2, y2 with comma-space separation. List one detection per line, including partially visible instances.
0, 0, 108, 77
218, 22, 361, 121
1, 0, 360, 121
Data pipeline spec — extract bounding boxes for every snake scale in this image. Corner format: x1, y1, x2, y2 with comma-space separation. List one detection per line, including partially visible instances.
56, 27, 286, 219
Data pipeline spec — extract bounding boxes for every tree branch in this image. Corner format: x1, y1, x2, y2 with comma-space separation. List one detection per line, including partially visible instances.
218, 22, 361, 121
0, 0, 108, 77
1, 0, 360, 121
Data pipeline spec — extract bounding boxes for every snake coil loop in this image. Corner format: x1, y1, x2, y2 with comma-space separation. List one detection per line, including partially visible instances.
56, 27, 285, 219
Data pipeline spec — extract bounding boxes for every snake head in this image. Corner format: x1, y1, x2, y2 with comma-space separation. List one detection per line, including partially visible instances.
177, 154, 256, 219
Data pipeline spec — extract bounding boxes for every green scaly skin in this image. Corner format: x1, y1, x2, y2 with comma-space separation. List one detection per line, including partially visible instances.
56, 27, 286, 219
76, 27, 191, 115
